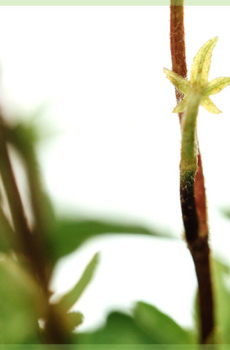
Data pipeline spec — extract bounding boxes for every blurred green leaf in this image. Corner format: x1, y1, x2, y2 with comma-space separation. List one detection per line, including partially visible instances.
220, 207, 230, 220
77, 304, 194, 345
47, 217, 174, 263
133, 302, 194, 344
77, 311, 154, 344
211, 259, 230, 343
57, 253, 99, 312
5, 121, 39, 156
0, 255, 41, 343
65, 312, 84, 332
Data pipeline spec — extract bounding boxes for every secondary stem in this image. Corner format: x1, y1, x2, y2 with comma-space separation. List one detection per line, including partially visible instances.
0, 117, 68, 344
170, 1, 215, 343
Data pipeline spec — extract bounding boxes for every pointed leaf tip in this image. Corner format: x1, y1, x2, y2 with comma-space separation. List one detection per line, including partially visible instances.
190, 37, 218, 85
201, 97, 222, 114
204, 77, 230, 96
164, 68, 190, 95
57, 252, 99, 311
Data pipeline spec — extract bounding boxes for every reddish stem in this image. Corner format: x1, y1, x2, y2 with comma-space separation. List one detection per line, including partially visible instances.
170, 2, 214, 343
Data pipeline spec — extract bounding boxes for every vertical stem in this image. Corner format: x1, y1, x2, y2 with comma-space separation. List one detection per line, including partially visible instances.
0, 119, 44, 282
189, 237, 215, 343
0, 118, 68, 344
170, 1, 215, 343
170, 0, 187, 101
180, 95, 199, 243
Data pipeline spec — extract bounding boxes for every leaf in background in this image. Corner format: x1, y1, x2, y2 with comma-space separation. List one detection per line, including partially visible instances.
220, 207, 230, 219
0, 255, 41, 343
47, 217, 174, 263
57, 253, 99, 312
77, 311, 153, 344
211, 259, 230, 344
133, 302, 194, 344
65, 312, 84, 333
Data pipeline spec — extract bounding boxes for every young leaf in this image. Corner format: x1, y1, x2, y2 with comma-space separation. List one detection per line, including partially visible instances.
57, 252, 99, 312
201, 97, 222, 114
165, 37, 230, 115
204, 77, 230, 96
133, 301, 194, 344
190, 37, 218, 85
163, 68, 190, 95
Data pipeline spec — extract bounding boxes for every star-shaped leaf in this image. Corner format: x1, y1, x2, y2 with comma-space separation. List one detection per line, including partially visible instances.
201, 97, 222, 114
164, 37, 230, 114
190, 37, 218, 86
204, 77, 230, 96
163, 68, 191, 96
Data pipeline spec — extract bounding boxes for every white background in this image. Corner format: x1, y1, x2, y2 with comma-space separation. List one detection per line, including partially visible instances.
0, 5, 230, 331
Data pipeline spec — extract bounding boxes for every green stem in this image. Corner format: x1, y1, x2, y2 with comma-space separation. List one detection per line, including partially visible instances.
180, 94, 200, 176
180, 94, 200, 243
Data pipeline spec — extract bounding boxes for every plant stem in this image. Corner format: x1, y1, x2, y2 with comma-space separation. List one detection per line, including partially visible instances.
170, 1, 214, 343
0, 118, 45, 280
0, 116, 68, 344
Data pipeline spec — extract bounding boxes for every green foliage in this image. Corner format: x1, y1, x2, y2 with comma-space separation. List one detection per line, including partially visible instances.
133, 301, 194, 344
212, 259, 230, 343
164, 37, 230, 114
78, 302, 194, 345
57, 253, 99, 312
78, 311, 153, 344
65, 312, 84, 332
0, 32, 230, 346
46, 217, 173, 263
0, 255, 41, 343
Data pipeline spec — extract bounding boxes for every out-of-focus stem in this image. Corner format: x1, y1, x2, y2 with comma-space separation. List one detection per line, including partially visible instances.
0, 117, 68, 344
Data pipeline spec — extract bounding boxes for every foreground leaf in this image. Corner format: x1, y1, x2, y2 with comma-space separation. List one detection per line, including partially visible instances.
77, 312, 153, 344
77, 303, 194, 345
0, 255, 41, 343
134, 302, 193, 344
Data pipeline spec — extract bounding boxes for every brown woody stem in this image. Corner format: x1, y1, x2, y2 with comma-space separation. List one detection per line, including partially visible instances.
170, 1, 214, 343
